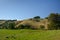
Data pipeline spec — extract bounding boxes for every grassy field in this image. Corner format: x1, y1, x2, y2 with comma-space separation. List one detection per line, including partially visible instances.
0, 29, 60, 40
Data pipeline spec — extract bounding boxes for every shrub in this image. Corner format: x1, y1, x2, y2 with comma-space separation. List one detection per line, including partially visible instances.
18, 24, 31, 29
48, 23, 60, 30
33, 16, 40, 22
7, 22, 15, 29
40, 25, 45, 30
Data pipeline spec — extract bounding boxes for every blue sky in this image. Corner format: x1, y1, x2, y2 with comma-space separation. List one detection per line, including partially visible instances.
0, 0, 60, 20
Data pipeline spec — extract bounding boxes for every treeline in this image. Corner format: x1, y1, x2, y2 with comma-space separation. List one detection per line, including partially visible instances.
0, 20, 17, 29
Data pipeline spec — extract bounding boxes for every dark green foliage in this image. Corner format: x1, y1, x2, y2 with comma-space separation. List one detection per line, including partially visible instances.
34, 16, 40, 19
48, 23, 56, 30
48, 13, 57, 22
3, 21, 15, 29
8, 22, 15, 29
33, 16, 40, 22
18, 24, 31, 29
0, 20, 16, 29
40, 25, 45, 30
48, 13, 60, 30
18, 24, 24, 29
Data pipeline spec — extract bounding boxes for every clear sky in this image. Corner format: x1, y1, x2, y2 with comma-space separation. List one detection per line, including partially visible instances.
0, 0, 60, 20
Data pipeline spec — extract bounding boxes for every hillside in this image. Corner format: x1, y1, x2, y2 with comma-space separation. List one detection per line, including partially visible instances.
0, 13, 60, 30
0, 18, 49, 29
15, 18, 49, 29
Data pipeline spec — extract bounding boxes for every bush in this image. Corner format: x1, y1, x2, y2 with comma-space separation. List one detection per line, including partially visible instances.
18, 24, 31, 29
18, 24, 39, 30
7, 22, 15, 29
48, 23, 60, 30
40, 25, 45, 30
48, 24, 54, 30
33, 16, 40, 22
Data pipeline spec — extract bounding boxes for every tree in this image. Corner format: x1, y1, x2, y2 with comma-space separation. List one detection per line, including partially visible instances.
48, 13, 56, 22
8, 22, 15, 29
45, 17, 48, 19
33, 16, 40, 22
48, 13, 60, 30
34, 16, 40, 19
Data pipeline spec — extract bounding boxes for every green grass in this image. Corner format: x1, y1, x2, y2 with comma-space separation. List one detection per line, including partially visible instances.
0, 29, 60, 40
